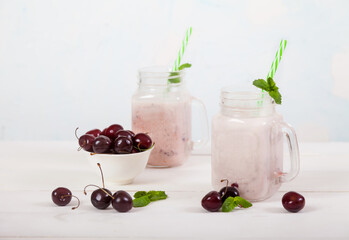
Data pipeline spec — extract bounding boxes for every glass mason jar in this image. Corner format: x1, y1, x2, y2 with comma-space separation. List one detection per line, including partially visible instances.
211, 88, 300, 201
132, 66, 208, 167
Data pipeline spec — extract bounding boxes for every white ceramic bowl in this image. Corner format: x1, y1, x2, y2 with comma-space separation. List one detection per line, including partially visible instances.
87, 147, 153, 185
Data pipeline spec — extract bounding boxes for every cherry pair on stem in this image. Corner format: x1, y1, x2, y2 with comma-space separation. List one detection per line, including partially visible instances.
83, 163, 132, 212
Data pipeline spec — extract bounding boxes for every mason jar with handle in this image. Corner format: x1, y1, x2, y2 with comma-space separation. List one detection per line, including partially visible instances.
132, 66, 209, 167
211, 87, 300, 201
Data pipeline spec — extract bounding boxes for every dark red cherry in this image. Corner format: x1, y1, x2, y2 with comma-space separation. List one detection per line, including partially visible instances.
282, 191, 305, 213
51, 187, 80, 209
101, 128, 107, 136
86, 129, 101, 138
127, 130, 136, 138
114, 137, 133, 154
103, 124, 123, 140
115, 130, 133, 140
218, 179, 240, 202
91, 188, 112, 209
134, 133, 152, 150
219, 186, 240, 202
131, 148, 139, 153
93, 136, 112, 153
201, 191, 222, 212
112, 191, 133, 212
84, 163, 112, 209
78, 134, 95, 152
52, 187, 72, 206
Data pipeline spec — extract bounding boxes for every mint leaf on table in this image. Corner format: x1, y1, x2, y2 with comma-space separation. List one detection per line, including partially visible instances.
168, 63, 192, 84
252, 77, 282, 104
222, 197, 238, 212
222, 196, 252, 212
147, 191, 167, 201
134, 191, 147, 199
233, 196, 253, 208
133, 191, 168, 208
133, 195, 151, 207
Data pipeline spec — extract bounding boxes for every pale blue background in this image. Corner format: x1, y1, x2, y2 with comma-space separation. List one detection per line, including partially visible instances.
0, 0, 349, 141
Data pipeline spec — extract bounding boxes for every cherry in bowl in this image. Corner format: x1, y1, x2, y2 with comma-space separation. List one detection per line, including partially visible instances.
134, 133, 152, 150
93, 136, 112, 153
103, 124, 124, 140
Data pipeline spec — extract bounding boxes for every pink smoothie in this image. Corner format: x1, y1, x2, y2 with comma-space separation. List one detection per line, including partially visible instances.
211, 113, 284, 201
132, 100, 192, 167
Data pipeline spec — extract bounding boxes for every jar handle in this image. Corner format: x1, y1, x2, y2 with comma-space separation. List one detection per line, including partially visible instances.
280, 122, 300, 183
191, 97, 209, 150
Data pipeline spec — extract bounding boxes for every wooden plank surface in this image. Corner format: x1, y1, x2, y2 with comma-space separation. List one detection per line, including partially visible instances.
0, 142, 348, 239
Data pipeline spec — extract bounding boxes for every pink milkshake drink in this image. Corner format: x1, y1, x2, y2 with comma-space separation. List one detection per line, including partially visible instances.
132, 66, 208, 167
212, 88, 300, 201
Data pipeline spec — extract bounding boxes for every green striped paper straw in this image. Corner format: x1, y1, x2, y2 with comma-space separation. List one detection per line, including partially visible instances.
267, 39, 287, 79
260, 39, 287, 103
172, 27, 192, 71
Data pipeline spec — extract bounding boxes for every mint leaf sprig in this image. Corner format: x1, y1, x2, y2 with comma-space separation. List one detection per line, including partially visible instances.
221, 196, 253, 212
133, 191, 168, 207
253, 77, 282, 104
178, 63, 192, 70
168, 63, 192, 84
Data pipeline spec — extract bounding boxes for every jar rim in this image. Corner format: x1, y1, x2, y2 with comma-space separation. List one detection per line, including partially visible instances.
220, 87, 275, 110
138, 66, 186, 86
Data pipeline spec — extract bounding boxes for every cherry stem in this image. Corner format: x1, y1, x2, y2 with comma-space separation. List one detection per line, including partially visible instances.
135, 142, 155, 152
77, 146, 82, 151
220, 178, 229, 197
61, 194, 80, 210
83, 184, 114, 199
75, 127, 80, 140
97, 163, 105, 189
136, 143, 142, 151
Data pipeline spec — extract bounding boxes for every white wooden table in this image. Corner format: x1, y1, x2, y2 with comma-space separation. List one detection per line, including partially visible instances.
0, 142, 349, 239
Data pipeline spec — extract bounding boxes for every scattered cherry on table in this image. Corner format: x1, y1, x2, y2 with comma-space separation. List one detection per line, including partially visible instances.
201, 191, 222, 212
84, 163, 113, 210
51, 187, 80, 210
112, 190, 133, 212
282, 191, 305, 213
219, 179, 240, 202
